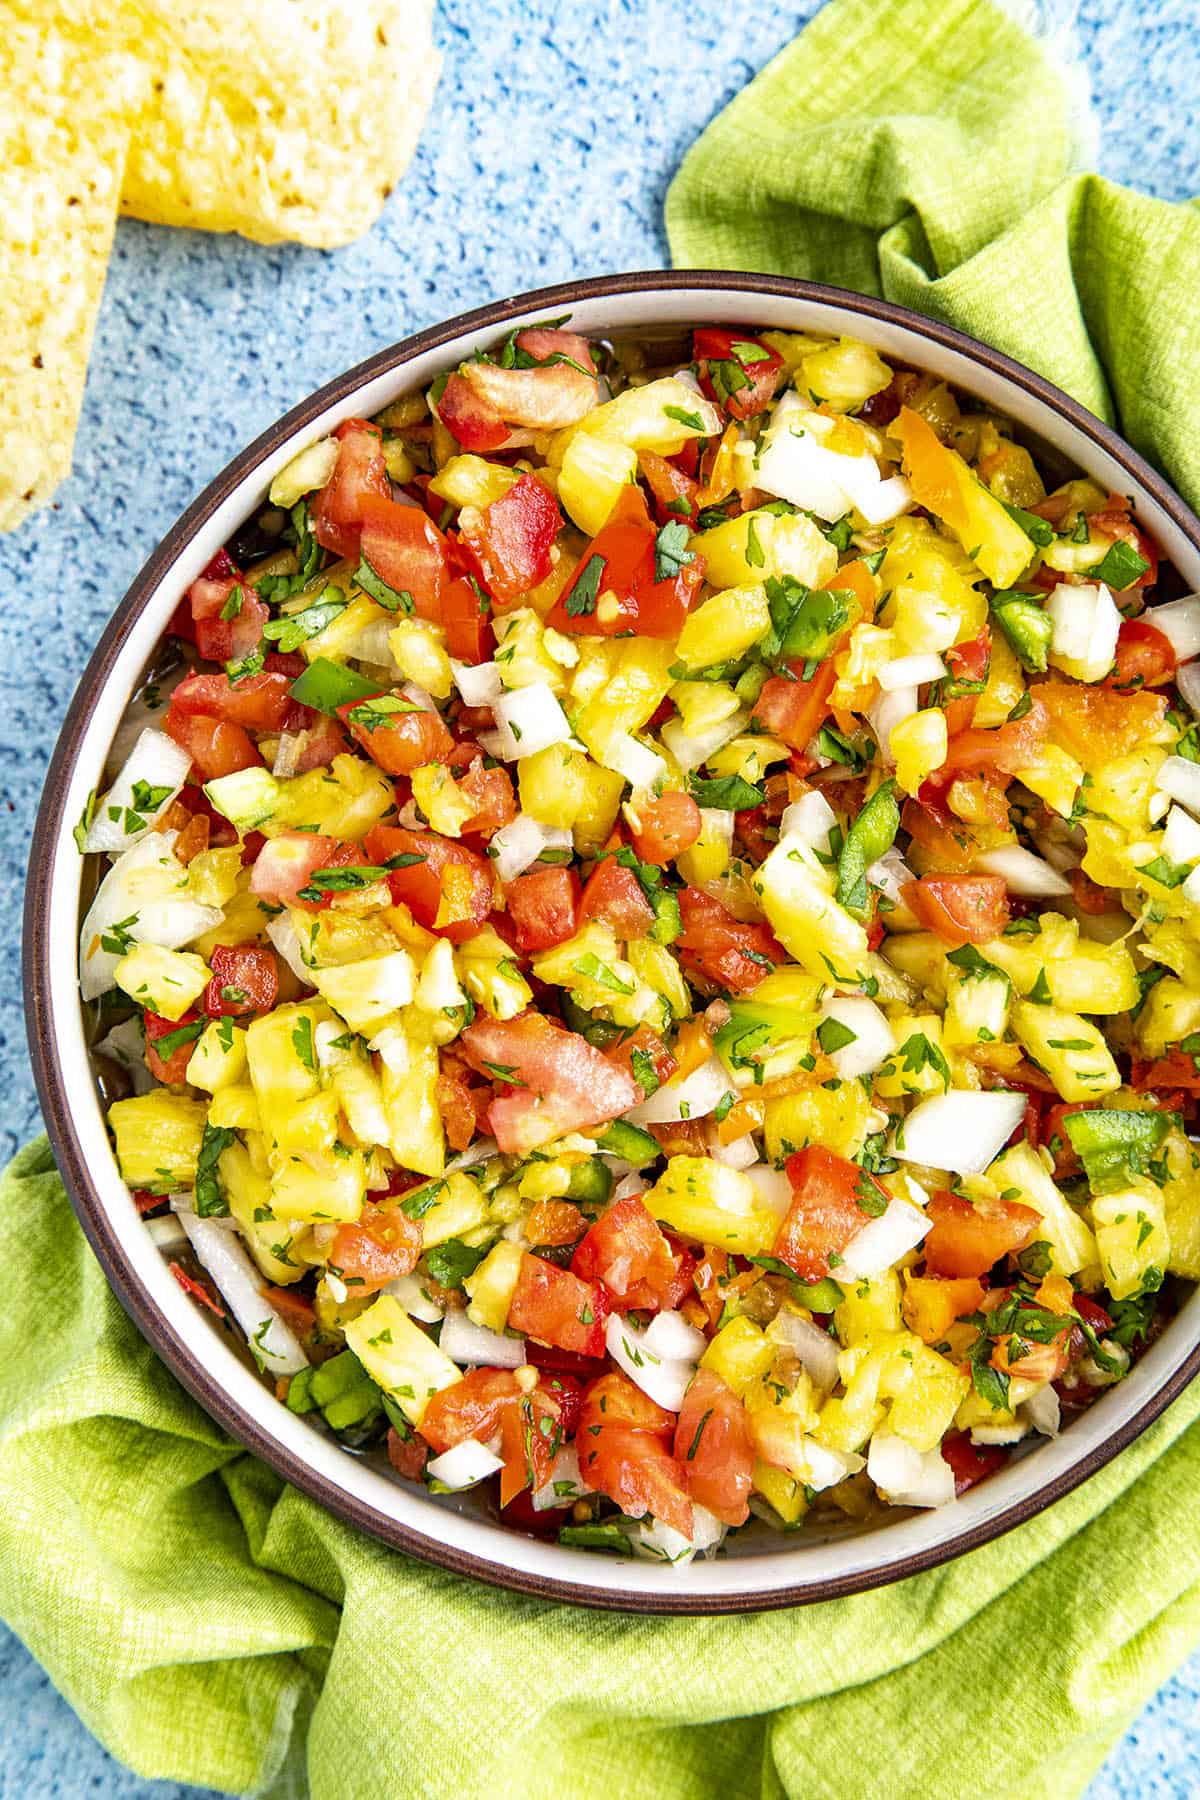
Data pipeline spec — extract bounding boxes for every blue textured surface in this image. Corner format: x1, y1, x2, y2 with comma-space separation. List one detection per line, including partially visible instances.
2, 1, 1198, 1795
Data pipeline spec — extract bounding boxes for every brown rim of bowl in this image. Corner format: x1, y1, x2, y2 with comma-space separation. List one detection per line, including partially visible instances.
24, 270, 1200, 1614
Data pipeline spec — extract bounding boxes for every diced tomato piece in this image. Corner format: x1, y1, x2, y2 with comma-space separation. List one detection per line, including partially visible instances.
508, 1253, 608, 1358
312, 418, 391, 558
457, 755, 516, 836
263, 1285, 315, 1338
903, 874, 1010, 946
577, 1372, 693, 1538
674, 1368, 753, 1526
751, 659, 837, 752
188, 562, 268, 664
923, 1189, 1040, 1278
496, 1382, 574, 1505
459, 1011, 639, 1154
1039, 679, 1167, 773
364, 825, 494, 943
1069, 867, 1119, 916
459, 473, 561, 605
1130, 1050, 1200, 1096
1041, 1101, 1096, 1176
1105, 620, 1176, 691
358, 492, 451, 617
774, 1146, 878, 1282
676, 888, 783, 993
440, 573, 495, 662
144, 1009, 203, 1085
172, 780, 239, 848
169, 669, 293, 733
945, 626, 991, 687
163, 707, 260, 780
937, 696, 1049, 780
203, 944, 278, 1018
461, 359, 599, 432
1073, 1293, 1113, 1334
420, 1367, 522, 1454
901, 798, 987, 874
437, 372, 510, 452
545, 485, 704, 639
504, 865, 581, 953
571, 1192, 680, 1311
387, 1427, 429, 1481
337, 691, 453, 777
627, 791, 702, 865
578, 855, 656, 938
526, 1200, 587, 1248
693, 328, 784, 420
436, 1062, 482, 1153
639, 450, 698, 524
330, 1200, 423, 1294
248, 832, 355, 909
513, 327, 596, 373
941, 1430, 1009, 1496
603, 1025, 677, 1105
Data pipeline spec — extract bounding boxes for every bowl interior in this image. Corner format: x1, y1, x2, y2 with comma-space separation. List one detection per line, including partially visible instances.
29, 274, 1200, 1611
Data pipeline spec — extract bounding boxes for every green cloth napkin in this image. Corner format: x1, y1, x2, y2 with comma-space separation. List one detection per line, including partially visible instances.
8, 4, 1200, 1795
667, 0, 1200, 515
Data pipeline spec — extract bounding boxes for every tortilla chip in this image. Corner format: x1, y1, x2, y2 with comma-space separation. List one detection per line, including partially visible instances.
120, 0, 441, 248
0, 25, 143, 531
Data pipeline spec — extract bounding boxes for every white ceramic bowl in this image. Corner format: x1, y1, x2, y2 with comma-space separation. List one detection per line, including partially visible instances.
27, 273, 1200, 1612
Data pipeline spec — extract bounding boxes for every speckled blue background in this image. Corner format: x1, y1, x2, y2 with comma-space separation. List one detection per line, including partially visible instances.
2, 1, 1198, 1794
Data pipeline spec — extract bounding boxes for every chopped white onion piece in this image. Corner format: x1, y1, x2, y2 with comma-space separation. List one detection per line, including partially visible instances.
626, 1055, 732, 1126
877, 653, 947, 692
603, 732, 667, 788
438, 1309, 526, 1369
83, 729, 192, 854
867, 1432, 956, 1508
175, 1211, 308, 1376
1155, 754, 1200, 818
146, 1212, 188, 1253
1145, 595, 1200, 663
847, 472, 913, 527
642, 1309, 707, 1362
977, 845, 1072, 897
768, 1310, 839, 1390
755, 392, 906, 525
489, 814, 572, 884
970, 1420, 1028, 1446
1046, 582, 1120, 683
1176, 658, 1200, 718
1024, 1384, 1062, 1438
867, 846, 915, 909
779, 788, 836, 852
817, 995, 893, 1078
425, 1438, 505, 1491
869, 686, 918, 763
893, 1091, 1028, 1175
1183, 864, 1200, 909
446, 1135, 501, 1173
487, 683, 573, 760
633, 1504, 725, 1565
707, 1128, 760, 1170
266, 913, 313, 985
532, 1444, 585, 1511
796, 1440, 865, 1493
660, 709, 748, 772
604, 1313, 695, 1412
79, 831, 222, 1000
1163, 804, 1200, 867
383, 1272, 445, 1323
840, 1195, 930, 1278
611, 1172, 649, 1204
398, 680, 439, 713
95, 1014, 155, 1095
744, 1163, 793, 1217
451, 659, 504, 707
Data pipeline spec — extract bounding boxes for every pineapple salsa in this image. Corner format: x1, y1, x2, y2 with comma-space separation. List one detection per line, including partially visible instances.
79, 318, 1200, 1561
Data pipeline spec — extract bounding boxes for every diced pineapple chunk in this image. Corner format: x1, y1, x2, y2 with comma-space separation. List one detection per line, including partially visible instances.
1013, 744, 1083, 819
532, 921, 658, 1028
207, 1083, 261, 1132
890, 709, 947, 796
626, 936, 693, 1020
519, 743, 593, 828
573, 639, 676, 764
644, 1156, 780, 1255
690, 509, 837, 592
700, 1317, 775, 1395
557, 434, 638, 535
751, 1460, 809, 1524
378, 1019, 445, 1178
972, 627, 1025, 728
705, 734, 789, 785
221, 1139, 302, 1284
673, 585, 771, 672
670, 680, 742, 736
676, 809, 733, 886
986, 1141, 1097, 1275
388, 619, 454, 699
108, 1092, 208, 1191
269, 1148, 367, 1223
1136, 976, 1200, 1058
1010, 1001, 1119, 1101
549, 376, 721, 463
752, 835, 869, 985
797, 338, 892, 412
763, 1079, 872, 1165
875, 1014, 950, 1099
411, 763, 474, 837
494, 608, 569, 693
270, 754, 394, 842
344, 1295, 460, 1426
1091, 1180, 1170, 1301
428, 454, 519, 510
311, 950, 416, 1035
246, 1000, 328, 1113
114, 944, 210, 1020
943, 965, 1010, 1048
186, 846, 244, 909
186, 1019, 249, 1092
834, 1270, 903, 1343
457, 925, 533, 1019
464, 1239, 524, 1331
